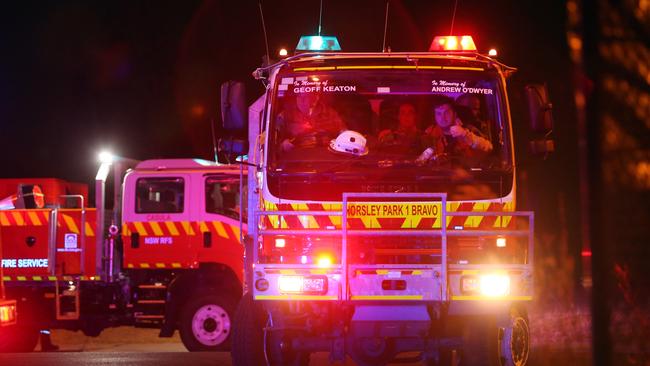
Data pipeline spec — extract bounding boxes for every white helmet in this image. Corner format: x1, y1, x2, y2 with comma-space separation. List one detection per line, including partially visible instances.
329, 130, 368, 156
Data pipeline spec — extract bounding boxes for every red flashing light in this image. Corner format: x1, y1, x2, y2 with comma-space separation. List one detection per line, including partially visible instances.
429, 35, 477, 52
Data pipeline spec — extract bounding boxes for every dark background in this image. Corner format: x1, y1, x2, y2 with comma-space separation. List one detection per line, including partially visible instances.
3, 1, 649, 363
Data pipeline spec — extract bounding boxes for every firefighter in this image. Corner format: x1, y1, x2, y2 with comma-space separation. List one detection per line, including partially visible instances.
377, 102, 423, 155
456, 93, 492, 141
279, 92, 346, 151
422, 97, 493, 159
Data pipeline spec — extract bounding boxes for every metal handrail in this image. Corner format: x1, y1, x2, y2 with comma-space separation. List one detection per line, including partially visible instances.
254, 195, 534, 302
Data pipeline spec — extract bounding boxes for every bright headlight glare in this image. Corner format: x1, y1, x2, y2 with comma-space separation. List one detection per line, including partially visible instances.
98, 151, 114, 164
278, 275, 303, 293
496, 237, 507, 248
479, 274, 510, 296
316, 255, 333, 268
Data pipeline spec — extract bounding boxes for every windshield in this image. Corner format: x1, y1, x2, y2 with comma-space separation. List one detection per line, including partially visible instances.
267, 67, 513, 201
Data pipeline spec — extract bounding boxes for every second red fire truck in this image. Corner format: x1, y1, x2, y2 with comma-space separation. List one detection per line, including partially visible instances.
0, 158, 247, 351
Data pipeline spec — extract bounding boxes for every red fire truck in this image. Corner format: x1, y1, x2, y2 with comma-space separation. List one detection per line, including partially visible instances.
226, 35, 553, 365
0, 157, 247, 352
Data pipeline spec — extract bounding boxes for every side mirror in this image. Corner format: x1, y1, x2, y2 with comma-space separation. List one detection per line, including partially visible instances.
524, 84, 554, 133
220, 81, 247, 131
525, 84, 555, 155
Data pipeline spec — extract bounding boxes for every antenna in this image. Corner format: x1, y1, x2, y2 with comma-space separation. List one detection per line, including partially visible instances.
318, 0, 323, 35
382, 0, 390, 52
258, 2, 270, 65
449, 0, 459, 36
210, 118, 219, 164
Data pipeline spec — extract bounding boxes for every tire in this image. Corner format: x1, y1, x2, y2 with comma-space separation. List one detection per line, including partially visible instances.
499, 308, 530, 366
0, 325, 39, 352
179, 293, 237, 352
459, 316, 499, 366
231, 293, 265, 366
231, 294, 309, 366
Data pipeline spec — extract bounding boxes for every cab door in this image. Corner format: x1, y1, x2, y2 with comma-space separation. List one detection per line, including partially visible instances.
193, 173, 245, 273
122, 174, 194, 269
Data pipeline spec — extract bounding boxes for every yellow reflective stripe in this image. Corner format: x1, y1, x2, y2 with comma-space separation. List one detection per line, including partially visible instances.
293, 66, 336, 71
267, 215, 279, 228
199, 221, 209, 233
85, 223, 95, 237
451, 295, 532, 301
62, 214, 79, 233
212, 221, 229, 239
172, 263, 182, 268
0, 212, 9, 226
351, 295, 423, 300
127, 263, 134, 268
2, 276, 10, 281
412, 270, 423, 275
140, 263, 150, 268
230, 224, 241, 241
32, 276, 42, 281
155, 263, 165, 268
134, 222, 148, 236
442, 66, 484, 71
376, 270, 389, 275
122, 225, 130, 236
181, 222, 195, 235
165, 222, 179, 236
12, 212, 25, 226
297, 215, 319, 228
279, 269, 296, 275
48, 276, 57, 281
255, 295, 338, 300
336, 65, 443, 70
149, 222, 164, 236
28, 212, 42, 226
17, 276, 27, 281
309, 269, 327, 275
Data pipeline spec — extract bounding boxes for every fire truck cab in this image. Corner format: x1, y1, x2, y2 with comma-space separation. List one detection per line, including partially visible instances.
0, 158, 247, 352
228, 35, 546, 366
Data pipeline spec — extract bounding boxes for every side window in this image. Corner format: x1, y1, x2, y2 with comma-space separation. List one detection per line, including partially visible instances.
205, 176, 247, 221
136, 177, 184, 213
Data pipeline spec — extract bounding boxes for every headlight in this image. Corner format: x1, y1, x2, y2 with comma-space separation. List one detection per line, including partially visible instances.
278, 275, 327, 294
479, 274, 510, 297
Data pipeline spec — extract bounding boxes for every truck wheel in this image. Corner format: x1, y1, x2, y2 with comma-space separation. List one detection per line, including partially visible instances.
500, 308, 530, 366
179, 293, 236, 351
231, 293, 265, 366
231, 294, 309, 366
0, 325, 39, 352
460, 316, 499, 366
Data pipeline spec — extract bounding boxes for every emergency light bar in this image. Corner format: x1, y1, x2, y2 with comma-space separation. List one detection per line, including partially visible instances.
295, 35, 341, 52
429, 35, 477, 52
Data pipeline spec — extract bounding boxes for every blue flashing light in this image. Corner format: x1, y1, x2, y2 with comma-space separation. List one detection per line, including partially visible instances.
295, 35, 341, 52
